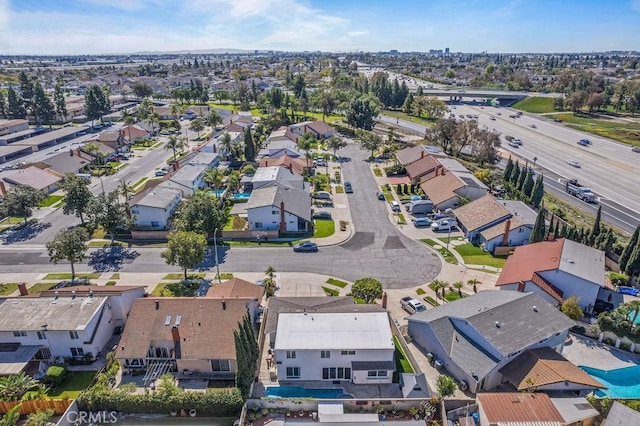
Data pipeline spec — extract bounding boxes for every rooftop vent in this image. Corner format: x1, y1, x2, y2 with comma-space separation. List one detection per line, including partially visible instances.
495, 321, 501, 328
222, 300, 226, 310
567, 259, 575, 264
71, 290, 76, 300
532, 306, 539, 312
155, 300, 159, 310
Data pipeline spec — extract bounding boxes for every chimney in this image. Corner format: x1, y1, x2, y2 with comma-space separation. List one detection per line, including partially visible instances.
69, 149, 74, 157
517, 281, 526, 292
421, 150, 424, 159
501, 219, 511, 246
171, 326, 182, 359
222, 300, 227, 310
548, 233, 555, 241
381, 292, 388, 309
18, 282, 28, 296
155, 300, 159, 310
279, 201, 286, 233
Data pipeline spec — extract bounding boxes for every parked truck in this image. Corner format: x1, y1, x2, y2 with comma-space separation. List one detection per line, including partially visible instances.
408, 199, 434, 215
400, 296, 427, 314
565, 179, 596, 203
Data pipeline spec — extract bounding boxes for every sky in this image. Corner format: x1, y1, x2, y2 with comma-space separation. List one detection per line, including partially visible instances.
1, 0, 639, 55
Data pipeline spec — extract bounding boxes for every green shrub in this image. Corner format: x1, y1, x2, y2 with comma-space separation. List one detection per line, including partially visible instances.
385, 164, 406, 176
105, 281, 116, 286
416, 288, 425, 295
424, 296, 440, 307
570, 325, 586, 335
45, 365, 67, 386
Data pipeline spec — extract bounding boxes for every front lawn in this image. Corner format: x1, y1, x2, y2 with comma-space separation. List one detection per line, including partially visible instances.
43, 273, 101, 280
152, 280, 202, 297
322, 286, 339, 296
393, 336, 414, 374
46, 371, 96, 399
420, 239, 458, 265
27, 283, 58, 294
162, 273, 206, 280
454, 243, 507, 268
314, 220, 335, 238
0, 283, 18, 296
444, 291, 466, 302
326, 278, 348, 288
39, 195, 64, 207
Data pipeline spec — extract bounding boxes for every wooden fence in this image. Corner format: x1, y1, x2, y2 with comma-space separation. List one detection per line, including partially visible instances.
0, 399, 73, 415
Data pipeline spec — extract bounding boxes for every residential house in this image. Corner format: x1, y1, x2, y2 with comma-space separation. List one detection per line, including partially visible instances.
274, 311, 395, 384
496, 237, 621, 313
407, 291, 575, 393
405, 155, 440, 184
258, 139, 303, 160
605, 401, 640, 426
246, 166, 306, 192
91, 129, 127, 152
245, 183, 311, 232
222, 112, 253, 130
3, 166, 63, 193
289, 121, 335, 139
206, 278, 263, 323
120, 124, 150, 144
0, 119, 29, 136
454, 195, 512, 242
266, 126, 299, 144
39, 150, 91, 176
0, 295, 116, 377
476, 393, 599, 426
128, 183, 183, 230
499, 346, 603, 394
168, 163, 208, 195
186, 152, 220, 168
263, 297, 383, 347
259, 155, 307, 176
478, 200, 538, 253
115, 298, 248, 381
395, 145, 446, 166
419, 168, 488, 211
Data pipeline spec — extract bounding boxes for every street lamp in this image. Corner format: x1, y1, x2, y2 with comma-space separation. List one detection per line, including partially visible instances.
213, 228, 221, 284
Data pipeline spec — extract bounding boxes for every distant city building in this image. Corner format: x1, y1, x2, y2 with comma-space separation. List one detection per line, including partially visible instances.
445, 47, 450, 54
389, 49, 398, 54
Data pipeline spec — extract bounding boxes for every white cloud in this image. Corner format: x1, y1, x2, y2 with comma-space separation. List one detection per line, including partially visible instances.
78, 0, 156, 11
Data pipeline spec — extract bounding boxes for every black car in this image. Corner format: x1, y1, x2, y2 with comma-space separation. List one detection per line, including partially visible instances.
293, 242, 318, 253
312, 211, 332, 220
376, 191, 385, 200
344, 182, 353, 193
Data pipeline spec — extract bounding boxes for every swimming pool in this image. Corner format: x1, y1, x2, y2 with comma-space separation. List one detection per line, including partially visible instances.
265, 386, 351, 399
207, 189, 226, 197
233, 192, 251, 200
581, 365, 640, 398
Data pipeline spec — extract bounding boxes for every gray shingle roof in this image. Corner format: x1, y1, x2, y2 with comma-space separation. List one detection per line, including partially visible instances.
246, 182, 311, 221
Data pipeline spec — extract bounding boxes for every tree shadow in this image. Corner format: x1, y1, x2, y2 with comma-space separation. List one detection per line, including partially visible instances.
87, 246, 140, 272
195, 246, 230, 271
1, 221, 52, 245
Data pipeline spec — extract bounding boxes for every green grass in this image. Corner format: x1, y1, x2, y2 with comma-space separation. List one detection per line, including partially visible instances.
131, 177, 149, 192
45, 371, 96, 399
214, 273, 234, 280
454, 243, 507, 268
314, 220, 335, 238
105, 281, 116, 286
0, 283, 19, 296
335, 185, 344, 193
393, 336, 414, 374
326, 278, 348, 288
512, 97, 556, 114
444, 291, 466, 302
555, 112, 640, 146
373, 167, 383, 177
27, 283, 58, 294
322, 286, 339, 296
39, 195, 64, 207
420, 239, 458, 265
110, 273, 120, 279
43, 273, 101, 280
416, 288, 426, 295
152, 280, 202, 297
423, 296, 440, 307
162, 273, 206, 280
395, 213, 407, 225
383, 110, 438, 127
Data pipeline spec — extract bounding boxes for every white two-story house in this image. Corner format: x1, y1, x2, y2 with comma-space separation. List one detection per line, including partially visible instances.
129, 183, 183, 230
245, 183, 311, 233
0, 295, 116, 377
274, 312, 395, 384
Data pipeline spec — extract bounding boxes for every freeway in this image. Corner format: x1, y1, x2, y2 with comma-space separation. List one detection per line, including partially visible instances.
0, 144, 442, 288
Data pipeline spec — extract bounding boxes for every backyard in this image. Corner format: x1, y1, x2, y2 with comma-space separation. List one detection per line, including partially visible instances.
45, 371, 96, 399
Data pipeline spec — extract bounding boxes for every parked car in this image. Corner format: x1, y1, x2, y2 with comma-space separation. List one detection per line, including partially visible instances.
632, 147, 640, 153
390, 201, 401, 212
344, 182, 353, 193
376, 191, 385, 200
489, 116, 496, 121
312, 191, 332, 200
567, 159, 581, 168
155, 170, 167, 177
431, 219, 457, 232
293, 242, 318, 253
313, 159, 327, 167
413, 218, 432, 228
312, 211, 332, 220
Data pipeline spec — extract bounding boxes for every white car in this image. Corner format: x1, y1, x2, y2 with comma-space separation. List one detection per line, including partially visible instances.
489, 116, 496, 121
567, 160, 581, 168
529, 123, 537, 128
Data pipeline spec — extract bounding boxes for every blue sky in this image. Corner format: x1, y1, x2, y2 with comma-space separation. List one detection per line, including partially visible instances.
1, 0, 639, 55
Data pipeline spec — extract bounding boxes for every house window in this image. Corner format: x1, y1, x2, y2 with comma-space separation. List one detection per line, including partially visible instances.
341, 350, 356, 355
37, 331, 47, 340
35, 348, 51, 360
286, 367, 300, 379
255, 222, 263, 229
286, 351, 296, 359
211, 359, 231, 372
367, 370, 388, 377
69, 331, 79, 340
70, 348, 84, 357
151, 221, 159, 227
272, 210, 278, 215
321, 350, 330, 359
519, 228, 525, 233
321, 367, 351, 380
13, 331, 27, 337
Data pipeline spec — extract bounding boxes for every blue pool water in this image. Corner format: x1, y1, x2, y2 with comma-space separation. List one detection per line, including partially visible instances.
208, 189, 225, 197
233, 192, 251, 200
581, 365, 640, 398
265, 386, 351, 399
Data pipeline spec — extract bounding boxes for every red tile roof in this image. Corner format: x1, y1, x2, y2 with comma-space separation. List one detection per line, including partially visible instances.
531, 273, 564, 303
478, 393, 564, 424
496, 238, 565, 286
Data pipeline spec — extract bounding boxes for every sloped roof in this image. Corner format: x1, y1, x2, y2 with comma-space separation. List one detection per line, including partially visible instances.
496, 239, 564, 286
408, 291, 575, 357
3, 166, 62, 191
419, 171, 464, 206
206, 278, 263, 300
305, 121, 334, 136
116, 298, 247, 360
605, 401, 640, 426
454, 195, 511, 233
246, 183, 310, 221
405, 155, 439, 180
259, 155, 306, 175
129, 185, 181, 209
480, 217, 525, 241
395, 145, 427, 166
42, 152, 90, 175
477, 393, 564, 424
499, 347, 605, 391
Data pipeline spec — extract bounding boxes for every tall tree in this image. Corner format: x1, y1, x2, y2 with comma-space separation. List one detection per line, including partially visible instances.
326, 135, 347, 159
357, 130, 383, 159
162, 231, 207, 280
204, 167, 224, 197
503, 156, 514, 182
46, 228, 89, 281
164, 135, 184, 163
205, 110, 221, 133
18, 71, 34, 115
190, 117, 205, 138
6, 87, 27, 119
243, 127, 255, 161
0, 91, 6, 118
590, 205, 602, 246
624, 240, 640, 277
346, 95, 380, 130
117, 179, 135, 203
619, 225, 640, 272
510, 162, 521, 186
522, 168, 535, 198
530, 207, 547, 243
351, 277, 383, 303
32, 81, 55, 127
174, 192, 227, 237
84, 85, 110, 127
61, 174, 93, 224
87, 190, 130, 245
0, 185, 46, 224
53, 81, 67, 123
319, 91, 336, 122
425, 117, 457, 155
530, 174, 545, 208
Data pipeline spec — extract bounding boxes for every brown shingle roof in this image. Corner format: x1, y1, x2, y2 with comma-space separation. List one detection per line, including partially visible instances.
480, 217, 525, 241
477, 392, 564, 424
206, 278, 263, 300
496, 239, 564, 286
395, 145, 426, 166
3, 166, 62, 191
306, 121, 333, 136
419, 171, 464, 207
531, 273, 564, 302
259, 155, 306, 175
116, 298, 247, 360
405, 155, 440, 181
454, 195, 511, 233
500, 347, 605, 391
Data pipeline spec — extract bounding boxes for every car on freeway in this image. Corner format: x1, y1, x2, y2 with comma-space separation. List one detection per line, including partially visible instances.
344, 182, 353, 193
529, 123, 537, 128
376, 191, 385, 200
632, 147, 640, 153
293, 241, 318, 253
567, 160, 581, 168
412, 217, 432, 228
578, 139, 591, 145
508, 140, 520, 148
312, 211, 332, 220
496, 112, 501, 115
390, 201, 401, 212
489, 116, 496, 120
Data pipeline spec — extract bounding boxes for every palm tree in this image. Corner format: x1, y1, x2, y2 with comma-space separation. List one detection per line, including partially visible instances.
118, 179, 135, 203
147, 113, 160, 136
430, 279, 447, 300
164, 135, 184, 163
0, 372, 43, 402
84, 142, 101, 171
206, 110, 222, 134
190, 117, 205, 138
204, 168, 224, 198
226, 171, 241, 193
453, 281, 464, 297
467, 278, 481, 293
219, 132, 234, 160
